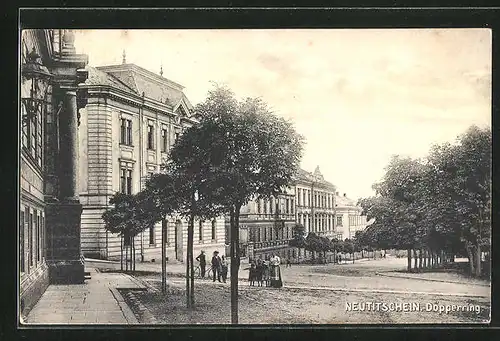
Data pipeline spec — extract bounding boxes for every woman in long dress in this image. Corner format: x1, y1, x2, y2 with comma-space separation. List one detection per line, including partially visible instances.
270, 254, 283, 288
220, 255, 228, 283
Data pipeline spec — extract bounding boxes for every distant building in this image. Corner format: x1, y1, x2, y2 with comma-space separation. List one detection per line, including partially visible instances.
334, 192, 368, 240
227, 166, 340, 262
295, 166, 337, 239
78, 61, 225, 262
226, 187, 296, 261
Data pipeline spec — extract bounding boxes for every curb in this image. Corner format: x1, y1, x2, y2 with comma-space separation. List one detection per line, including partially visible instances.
282, 285, 489, 298
109, 287, 140, 324
123, 273, 149, 291
124, 291, 159, 324
85, 258, 118, 264
375, 271, 491, 287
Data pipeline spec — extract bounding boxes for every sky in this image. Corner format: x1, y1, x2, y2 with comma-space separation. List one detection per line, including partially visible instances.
73, 29, 491, 200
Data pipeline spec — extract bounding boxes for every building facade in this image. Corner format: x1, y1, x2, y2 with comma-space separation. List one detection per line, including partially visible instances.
334, 192, 369, 240
229, 187, 296, 262
20, 29, 88, 315
227, 167, 339, 262
78, 61, 225, 263
295, 167, 337, 238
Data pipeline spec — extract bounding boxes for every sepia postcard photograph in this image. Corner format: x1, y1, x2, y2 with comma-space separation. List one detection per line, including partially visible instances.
18, 26, 491, 326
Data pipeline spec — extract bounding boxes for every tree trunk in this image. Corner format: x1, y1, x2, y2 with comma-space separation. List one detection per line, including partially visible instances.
120, 235, 122, 270
418, 249, 423, 271
132, 236, 136, 272
465, 243, 475, 276
186, 221, 190, 309
230, 205, 242, 324
423, 249, 428, 269
162, 219, 167, 294
189, 214, 195, 307
475, 244, 482, 277
413, 249, 418, 271
125, 236, 129, 272
407, 249, 412, 272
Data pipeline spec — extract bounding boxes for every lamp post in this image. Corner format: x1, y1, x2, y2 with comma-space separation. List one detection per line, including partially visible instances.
21, 48, 53, 127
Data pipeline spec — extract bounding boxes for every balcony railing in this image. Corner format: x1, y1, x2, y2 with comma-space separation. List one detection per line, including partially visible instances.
251, 239, 291, 250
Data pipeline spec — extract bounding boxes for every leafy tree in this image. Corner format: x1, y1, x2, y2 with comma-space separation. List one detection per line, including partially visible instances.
305, 232, 321, 262
102, 193, 149, 272
140, 131, 227, 308
343, 238, 356, 263
183, 85, 304, 323
357, 125, 491, 276
289, 223, 307, 260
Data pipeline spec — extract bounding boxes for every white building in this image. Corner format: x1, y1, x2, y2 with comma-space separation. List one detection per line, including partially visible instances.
334, 192, 369, 240
295, 167, 337, 238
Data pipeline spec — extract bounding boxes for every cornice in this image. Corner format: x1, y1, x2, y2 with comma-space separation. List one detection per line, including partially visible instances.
84, 85, 180, 119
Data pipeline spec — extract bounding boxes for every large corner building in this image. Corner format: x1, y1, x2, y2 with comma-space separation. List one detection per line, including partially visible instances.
78, 60, 226, 262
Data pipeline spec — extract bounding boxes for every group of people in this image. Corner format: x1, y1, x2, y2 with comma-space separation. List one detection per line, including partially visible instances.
247, 254, 283, 288
196, 250, 228, 283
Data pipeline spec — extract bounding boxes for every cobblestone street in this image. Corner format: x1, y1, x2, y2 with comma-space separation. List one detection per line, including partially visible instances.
113, 257, 490, 324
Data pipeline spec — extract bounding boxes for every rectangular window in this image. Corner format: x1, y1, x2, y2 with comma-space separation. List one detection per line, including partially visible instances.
126, 119, 132, 145
126, 170, 132, 195
285, 199, 289, 214
36, 214, 40, 262
147, 124, 155, 150
149, 225, 155, 245
120, 118, 126, 144
263, 200, 268, 215
41, 215, 45, 260
30, 114, 36, 158
337, 216, 343, 227
120, 168, 127, 194
290, 199, 294, 215
161, 128, 168, 152
211, 220, 216, 240
36, 110, 42, 167
257, 200, 261, 214
20, 210, 25, 273
29, 211, 33, 267
22, 103, 29, 149
256, 227, 261, 242
199, 220, 203, 241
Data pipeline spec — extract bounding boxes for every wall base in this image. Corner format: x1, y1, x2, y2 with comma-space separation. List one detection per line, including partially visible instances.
47, 259, 85, 284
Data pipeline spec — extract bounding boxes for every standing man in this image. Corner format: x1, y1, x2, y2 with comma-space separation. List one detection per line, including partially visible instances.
211, 251, 222, 282
196, 250, 206, 278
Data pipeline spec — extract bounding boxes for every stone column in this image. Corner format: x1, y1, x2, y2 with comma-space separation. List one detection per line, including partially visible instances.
46, 88, 84, 284
59, 89, 79, 202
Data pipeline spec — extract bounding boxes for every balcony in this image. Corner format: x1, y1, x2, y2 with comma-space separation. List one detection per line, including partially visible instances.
252, 239, 291, 250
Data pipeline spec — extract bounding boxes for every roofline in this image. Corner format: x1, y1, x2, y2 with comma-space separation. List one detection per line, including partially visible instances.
82, 84, 183, 118
95, 63, 185, 91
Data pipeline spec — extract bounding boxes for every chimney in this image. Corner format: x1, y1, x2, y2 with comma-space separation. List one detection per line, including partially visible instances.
343, 193, 346, 197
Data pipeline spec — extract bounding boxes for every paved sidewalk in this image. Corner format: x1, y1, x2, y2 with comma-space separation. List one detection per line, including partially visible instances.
24, 268, 145, 325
